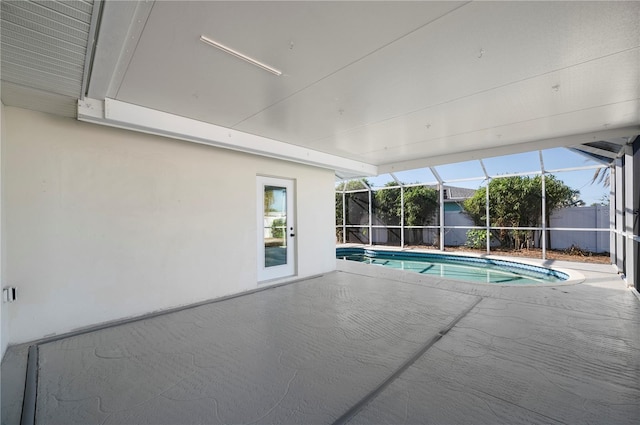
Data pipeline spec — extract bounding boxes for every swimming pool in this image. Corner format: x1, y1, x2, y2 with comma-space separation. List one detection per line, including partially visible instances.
336, 248, 569, 285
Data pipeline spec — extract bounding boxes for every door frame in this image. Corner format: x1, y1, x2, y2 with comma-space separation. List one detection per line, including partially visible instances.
257, 176, 296, 282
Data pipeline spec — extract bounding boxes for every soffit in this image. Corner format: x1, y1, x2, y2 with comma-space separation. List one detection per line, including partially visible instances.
0, 0, 96, 112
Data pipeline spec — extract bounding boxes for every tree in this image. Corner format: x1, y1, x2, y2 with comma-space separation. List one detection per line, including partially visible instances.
591, 166, 611, 187
335, 180, 438, 245
335, 179, 370, 243
373, 182, 401, 226
404, 185, 439, 227
403, 185, 439, 245
592, 193, 610, 207
264, 189, 275, 213
591, 166, 611, 206
371, 183, 403, 245
271, 218, 286, 239
372, 183, 439, 245
463, 175, 578, 249
335, 180, 369, 225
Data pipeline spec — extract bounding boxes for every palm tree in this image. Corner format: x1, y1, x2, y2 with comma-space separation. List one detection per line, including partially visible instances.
591, 167, 610, 187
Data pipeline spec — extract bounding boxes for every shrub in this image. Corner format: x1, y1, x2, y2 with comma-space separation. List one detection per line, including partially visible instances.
271, 218, 286, 239
466, 229, 488, 249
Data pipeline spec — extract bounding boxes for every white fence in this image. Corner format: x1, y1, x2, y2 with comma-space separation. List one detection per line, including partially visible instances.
365, 205, 610, 253
443, 211, 476, 246
546, 205, 610, 253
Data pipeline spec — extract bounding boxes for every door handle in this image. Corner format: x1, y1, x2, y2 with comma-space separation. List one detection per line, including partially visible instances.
290, 233, 295, 237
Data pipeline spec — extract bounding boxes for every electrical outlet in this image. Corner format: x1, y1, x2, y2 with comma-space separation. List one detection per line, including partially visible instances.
3, 287, 16, 303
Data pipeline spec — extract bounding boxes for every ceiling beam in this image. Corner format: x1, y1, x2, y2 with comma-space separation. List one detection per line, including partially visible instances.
80, 0, 104, 99
87, 1, 154, 99
78, 98, 377, 177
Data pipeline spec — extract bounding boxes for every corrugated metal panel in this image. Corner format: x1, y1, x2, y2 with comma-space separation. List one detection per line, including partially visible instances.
3, 49, 84, 80
1, 82, 77, 118
1, 32, 85, 66
1, 19, 89, 55
2, 1, 90, 41
2, 64, 81, 97
33, 0, 94, 18
1, 0, 94, 110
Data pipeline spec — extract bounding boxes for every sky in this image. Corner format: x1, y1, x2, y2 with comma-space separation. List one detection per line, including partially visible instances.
348, 147, 610, 206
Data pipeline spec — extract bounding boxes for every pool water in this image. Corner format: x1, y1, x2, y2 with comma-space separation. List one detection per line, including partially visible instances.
337, 249, 568, 285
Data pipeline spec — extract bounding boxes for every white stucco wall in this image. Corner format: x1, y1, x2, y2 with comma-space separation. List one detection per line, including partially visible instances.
3, 107, 336, 344
1, 101, 6, 359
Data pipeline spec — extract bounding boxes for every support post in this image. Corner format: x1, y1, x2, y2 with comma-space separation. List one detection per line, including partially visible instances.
485, 182, 490, 254
609, 165, 616, 265
439, 184, 445, 251
624, 144, 635, 287
541, 172, 547, 260
615, 157, 625, 272
540, 151, 547, 260
430, 167, 444, 251
400, 186, 405, 248
479, 159, 491, 254
368, 185, 373, 246
342, 189, 346, 244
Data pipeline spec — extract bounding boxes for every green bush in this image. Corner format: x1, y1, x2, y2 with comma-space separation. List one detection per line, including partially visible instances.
271, 218, 286, 239
463, 175, 578, 248
466, 229, 488, 249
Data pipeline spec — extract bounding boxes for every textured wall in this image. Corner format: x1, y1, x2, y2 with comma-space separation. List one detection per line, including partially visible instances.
1, 101, 6, 358
3, 107, 335, 344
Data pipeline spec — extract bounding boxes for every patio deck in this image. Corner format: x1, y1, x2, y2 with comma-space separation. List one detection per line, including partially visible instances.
2, 259, 639, 424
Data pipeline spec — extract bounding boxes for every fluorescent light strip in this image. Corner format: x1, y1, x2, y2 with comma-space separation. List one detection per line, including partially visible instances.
200, 35, 282, 76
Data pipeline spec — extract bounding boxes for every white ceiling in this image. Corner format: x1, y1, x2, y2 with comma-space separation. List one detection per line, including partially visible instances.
3, 1, 640, 177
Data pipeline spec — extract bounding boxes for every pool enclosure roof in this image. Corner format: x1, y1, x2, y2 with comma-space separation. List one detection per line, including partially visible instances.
1, 1, 639, 178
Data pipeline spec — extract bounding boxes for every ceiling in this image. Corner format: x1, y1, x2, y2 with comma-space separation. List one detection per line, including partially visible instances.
2, 1, 639, 178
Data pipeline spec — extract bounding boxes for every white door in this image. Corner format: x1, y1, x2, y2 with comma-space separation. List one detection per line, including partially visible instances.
257, 176, 296, 282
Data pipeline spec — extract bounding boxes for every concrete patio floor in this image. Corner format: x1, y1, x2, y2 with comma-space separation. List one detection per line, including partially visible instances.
2, 259, 639, 424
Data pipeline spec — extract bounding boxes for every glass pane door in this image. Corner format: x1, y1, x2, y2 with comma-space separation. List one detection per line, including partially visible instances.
264, 185, 287, 268
257, 177, 295, 282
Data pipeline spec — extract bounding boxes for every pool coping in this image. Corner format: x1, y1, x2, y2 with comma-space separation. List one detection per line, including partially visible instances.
336, 245, 586, 286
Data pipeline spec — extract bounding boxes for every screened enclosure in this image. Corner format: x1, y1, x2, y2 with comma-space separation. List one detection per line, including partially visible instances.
336, 147, 619, 261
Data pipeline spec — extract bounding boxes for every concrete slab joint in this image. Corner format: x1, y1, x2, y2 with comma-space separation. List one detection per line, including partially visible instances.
2, 265, 639, 425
